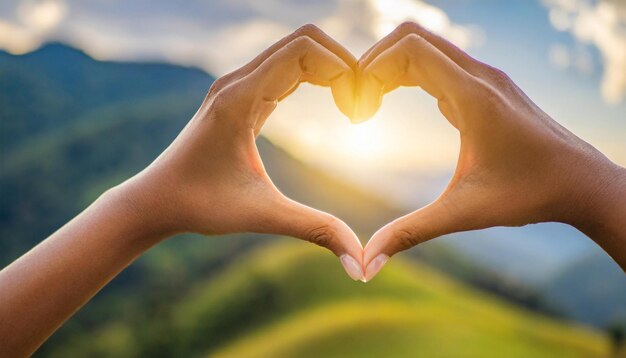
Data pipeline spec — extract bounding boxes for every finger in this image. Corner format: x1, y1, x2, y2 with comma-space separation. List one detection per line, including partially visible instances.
359, 21, 483, 76
210, 24, 357, 97
260, 195, 365, 282
356, 33, 472, 121
362, 200, 457, 282
240, 35, 356, 120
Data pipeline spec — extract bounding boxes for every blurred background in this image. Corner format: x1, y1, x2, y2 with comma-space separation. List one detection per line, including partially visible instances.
1, 0, 625, 356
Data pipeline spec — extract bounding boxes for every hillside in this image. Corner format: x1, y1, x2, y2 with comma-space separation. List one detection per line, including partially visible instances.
542, 251, 626, 327
0, 43, 209, 153
0, 43, 212, 264
46, 242, 608, 357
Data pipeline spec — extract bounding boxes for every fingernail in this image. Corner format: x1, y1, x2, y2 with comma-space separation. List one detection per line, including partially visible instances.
365, 254, 389, 282
340, 254, 365, 282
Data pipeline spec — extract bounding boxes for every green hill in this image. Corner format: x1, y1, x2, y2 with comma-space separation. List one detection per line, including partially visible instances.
207, 244, 609, 357
48, 242, 608, 357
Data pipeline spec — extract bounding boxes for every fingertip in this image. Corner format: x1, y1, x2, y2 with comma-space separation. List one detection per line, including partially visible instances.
350, 108, 375, 123
353, 71, 382, 122
332, 85, 357, 120
340, 254, 365, 281
364, 254, 389, 282
334, 70, 358, 120
330, 219, 366, 282
361, 224, 395, 282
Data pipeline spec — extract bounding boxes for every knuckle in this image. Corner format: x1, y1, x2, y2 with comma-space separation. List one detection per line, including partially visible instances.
465, 77, 506, 114
397, 21, 420, 34
394, 227, 424, 252
296, 23, 322, 37
306, 225, 334, 248
484, 65, 512, 85
207, 77, 230, 97
401, 33, 426, 51
289, 35, 315, 52
305, 217, 338, 251
209, 82, 248, 118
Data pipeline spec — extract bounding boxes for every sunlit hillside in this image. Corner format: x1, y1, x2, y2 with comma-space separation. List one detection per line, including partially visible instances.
54, 242, 609, 357
206, 244, 610, 358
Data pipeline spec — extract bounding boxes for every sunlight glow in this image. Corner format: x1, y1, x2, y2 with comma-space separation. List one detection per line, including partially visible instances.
264, 86, 463, 176
335, 116, 388, 162
279, 112, 396, 171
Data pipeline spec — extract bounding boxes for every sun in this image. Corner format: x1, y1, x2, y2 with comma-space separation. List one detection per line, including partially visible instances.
337, 115, 387, 162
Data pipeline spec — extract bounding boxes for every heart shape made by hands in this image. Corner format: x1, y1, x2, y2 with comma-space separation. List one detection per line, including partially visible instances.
190, 22, 589, 283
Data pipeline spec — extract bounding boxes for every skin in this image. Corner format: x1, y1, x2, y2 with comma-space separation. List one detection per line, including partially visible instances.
359, 22, 626, 281
0, 21, 624, 355
0, 25, 366, 357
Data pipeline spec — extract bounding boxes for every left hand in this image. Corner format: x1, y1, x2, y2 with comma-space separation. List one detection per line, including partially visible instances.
116, 24, 365, 280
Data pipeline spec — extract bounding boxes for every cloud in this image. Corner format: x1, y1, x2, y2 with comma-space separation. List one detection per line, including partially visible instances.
0, 0, 483, 75
0, 20, 41, 54
0, 0, 66, 54
543, 0, 626, 103
17, 0, 67, 32
368, 0, 485, 48
549, 43, 571, 69
548, 43, 594, 74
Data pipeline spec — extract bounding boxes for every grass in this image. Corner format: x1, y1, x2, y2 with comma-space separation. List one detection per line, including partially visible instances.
46, 240, 609, 357
199, 241, 608, 358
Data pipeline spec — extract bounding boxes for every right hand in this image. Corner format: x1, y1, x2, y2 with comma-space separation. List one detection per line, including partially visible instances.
358, 22, 626, 281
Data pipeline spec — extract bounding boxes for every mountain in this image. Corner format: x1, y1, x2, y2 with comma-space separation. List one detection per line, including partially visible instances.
0, 43, 211, 264
0, 43, 209, 153
48, 242, 610, 357
0, 43, 402, 267
541, 251, 626, 327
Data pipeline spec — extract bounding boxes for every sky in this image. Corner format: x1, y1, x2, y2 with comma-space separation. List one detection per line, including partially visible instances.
1, 0, 625, 278
0, 0, 623, 172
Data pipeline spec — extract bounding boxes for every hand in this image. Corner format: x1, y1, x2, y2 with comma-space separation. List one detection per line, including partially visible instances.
0, 25, 367, 357
117, 24, 365, 280
358, 22, 626, 281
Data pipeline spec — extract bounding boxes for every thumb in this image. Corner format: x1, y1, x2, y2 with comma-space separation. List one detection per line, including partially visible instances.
259, 195, 365, 281
363, 200, 457, 282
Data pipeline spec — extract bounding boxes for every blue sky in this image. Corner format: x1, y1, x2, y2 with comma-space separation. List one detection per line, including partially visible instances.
433, 0, 625, 159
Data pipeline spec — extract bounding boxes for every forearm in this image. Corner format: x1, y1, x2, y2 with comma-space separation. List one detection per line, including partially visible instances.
0, 184, 167, 356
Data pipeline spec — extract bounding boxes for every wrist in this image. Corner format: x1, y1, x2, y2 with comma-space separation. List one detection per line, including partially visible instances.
565, 153, 626, 249
101, 175, 178, 246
